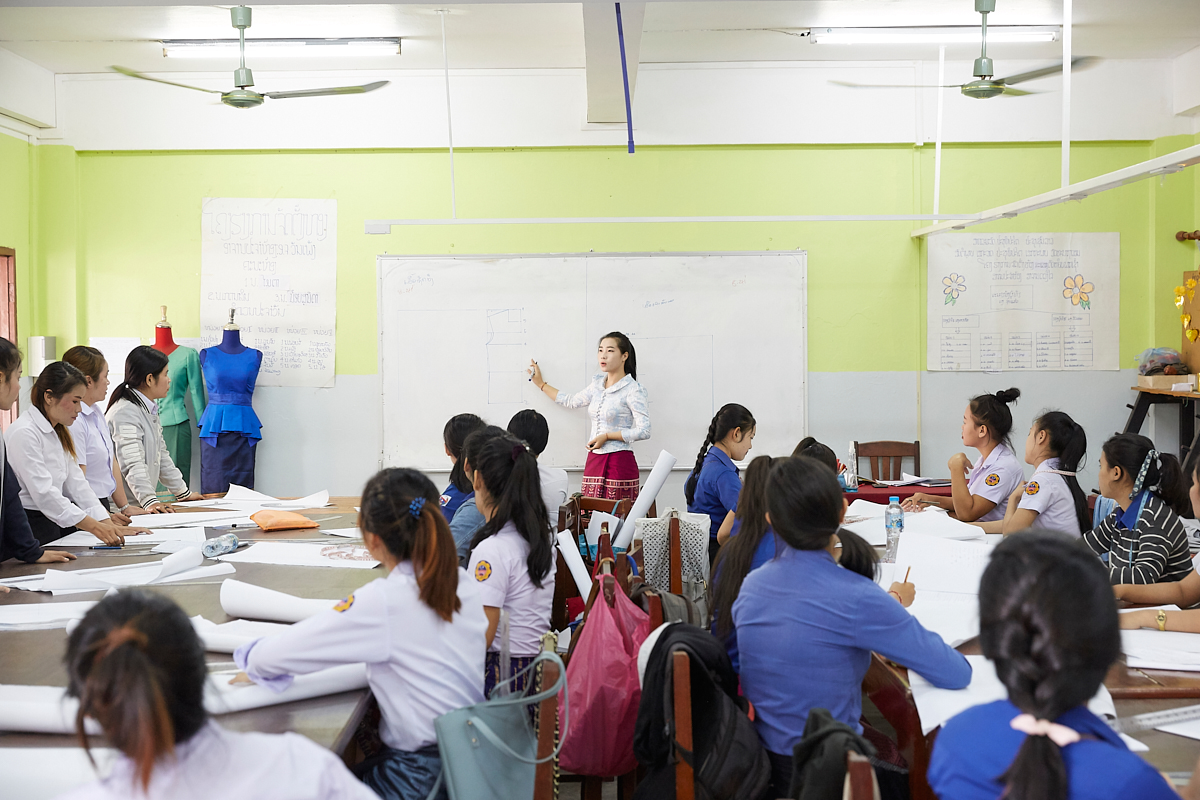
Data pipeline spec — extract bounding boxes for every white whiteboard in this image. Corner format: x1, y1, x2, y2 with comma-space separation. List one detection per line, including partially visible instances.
927, 232, 1120, 372
378, 253, 807, 470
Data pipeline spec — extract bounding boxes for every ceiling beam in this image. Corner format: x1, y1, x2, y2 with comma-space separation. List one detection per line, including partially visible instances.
582, 2, 644, 124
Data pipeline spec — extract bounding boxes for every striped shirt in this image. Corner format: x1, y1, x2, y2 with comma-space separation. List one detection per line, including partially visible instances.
1083, 491, 1192, 584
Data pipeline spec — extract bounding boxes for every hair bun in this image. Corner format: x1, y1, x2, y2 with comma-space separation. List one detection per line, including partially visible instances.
995, 387, 1021, 404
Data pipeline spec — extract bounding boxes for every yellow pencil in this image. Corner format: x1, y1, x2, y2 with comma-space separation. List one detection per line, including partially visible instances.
903, 567, 911, 583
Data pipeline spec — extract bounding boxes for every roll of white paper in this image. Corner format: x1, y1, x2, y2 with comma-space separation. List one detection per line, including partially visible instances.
614, 450, 677, 549
0, 685, 100, 735
219, 578, 338, 623
204, 663, 368, 714
556, 529, 593, 599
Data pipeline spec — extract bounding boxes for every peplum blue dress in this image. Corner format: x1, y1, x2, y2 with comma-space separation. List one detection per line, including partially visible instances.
198, 346, 263, 493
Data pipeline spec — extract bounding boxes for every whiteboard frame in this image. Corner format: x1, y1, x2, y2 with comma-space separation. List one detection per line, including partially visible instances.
376, 251, 808, 471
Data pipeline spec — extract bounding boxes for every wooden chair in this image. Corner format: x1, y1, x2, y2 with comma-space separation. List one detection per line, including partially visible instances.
862, 653, 935, 800
534, 635, 562, 800
845, 752, 880, 800
855, 440, 921, 482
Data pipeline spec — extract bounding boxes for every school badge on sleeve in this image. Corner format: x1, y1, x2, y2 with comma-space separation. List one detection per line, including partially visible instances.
985, 473, 1000, 486
334, 594, 355, 612
1025, 481, 1040, 496
475, 561, 492, 581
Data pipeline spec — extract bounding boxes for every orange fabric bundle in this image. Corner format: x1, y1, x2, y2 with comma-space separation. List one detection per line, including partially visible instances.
249, 510, 320, 531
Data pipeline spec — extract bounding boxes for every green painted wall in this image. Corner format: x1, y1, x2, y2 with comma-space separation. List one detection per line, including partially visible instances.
0, 133, 1195, 375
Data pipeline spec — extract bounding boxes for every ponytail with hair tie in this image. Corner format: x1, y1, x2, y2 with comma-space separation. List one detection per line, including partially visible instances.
684, 403, 756, 507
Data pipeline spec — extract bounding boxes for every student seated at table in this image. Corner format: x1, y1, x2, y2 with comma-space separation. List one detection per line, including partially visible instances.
5, 362, 135, 546
1082, 433, 1193, 586
791, 436, 841, 473
507, 408, 569, 520
733, 456, 968, 798
449, 425, 504, 562
685, 403, 756, 563
106, 347, 198, 512
57, 589, 376, 800
440, 413, 486, 522
0, 339, 76, 570
710, 455, 780, 670
928, 531, 1179, 800
63, 346, 148, 522
904, 388, 1023, 522
1117, 453, 1200, 612
976, 410, 1090, 538
466, 431, 556, 698
235, 468, 488, 800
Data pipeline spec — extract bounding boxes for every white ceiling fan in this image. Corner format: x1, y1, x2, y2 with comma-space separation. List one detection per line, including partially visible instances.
111, 5, 389, 109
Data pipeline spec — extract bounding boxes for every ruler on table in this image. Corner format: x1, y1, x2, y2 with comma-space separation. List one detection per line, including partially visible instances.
1111, 703, 1200, 733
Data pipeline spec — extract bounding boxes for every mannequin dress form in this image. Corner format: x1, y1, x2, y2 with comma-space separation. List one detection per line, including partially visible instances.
198, 310, 263, 493
152, 307, 206, 487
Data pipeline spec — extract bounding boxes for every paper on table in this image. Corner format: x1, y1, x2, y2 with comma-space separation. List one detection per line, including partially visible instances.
614, 450, 677, 549
893, 533, 994, 595
909, 655, 1117, 736
217, 542, 379, 570
0, 549, 236, 595
556, 530, 592, 599
191, 616, 290, 652
842, 509, 984, 546
847, 499, 888, 518
1156, 718, 1200, 741
0, 601, 97, 630
135, 510, 254, 529
585, 512, 620, 547
905, 591, 980, 648
321, 528, 362, 539
0, 684, 100, 734
47, 526, 209, 547
1122, 628, 1200, 672
220, 578, 338, 623
204, 663, 368, 714
0, 747, 118, 800
174, 485, 331, 512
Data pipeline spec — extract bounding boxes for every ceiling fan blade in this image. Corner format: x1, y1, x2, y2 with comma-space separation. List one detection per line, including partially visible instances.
997, 56, 1100, 86
829, 80, 962, 90
262, 80, 389, 100
110, 65, 222, 94
1000, 87, 1040, 97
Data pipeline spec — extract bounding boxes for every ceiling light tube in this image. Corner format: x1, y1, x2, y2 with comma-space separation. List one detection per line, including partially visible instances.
162, 38, 401, 59
808, 26, 1059, 45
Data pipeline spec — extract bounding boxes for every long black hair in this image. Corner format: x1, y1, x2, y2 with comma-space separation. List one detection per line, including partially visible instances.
1033, 411, 1090, 534
107, 346, 169, 414
31, 361, 87, 459
970, 387, 1021, 450
599, 331, 637, 381
684, 403, 756, 506
792, 436, 838, 473
65, 590, 208, 792
0, 337, 21, 381
1101, 433, 1188, 516
443, 413, 486, 494
711, 455, 777, 638
468, 429, 554, 586
767, 456, 876, 581
980, 531, 1120, 800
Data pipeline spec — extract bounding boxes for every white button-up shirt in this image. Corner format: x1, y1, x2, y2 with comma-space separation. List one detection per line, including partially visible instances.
555, 373, 651, 454
5, 406, 107, 528
965, 442, 1024, 523
1018, 457, 1084, 537
53, 721, 377, 800
69, 402, 117, 500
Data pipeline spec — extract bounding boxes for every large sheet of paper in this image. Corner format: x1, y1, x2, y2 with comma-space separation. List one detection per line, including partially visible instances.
614, 450, 677, 548
892, 533, 994, 595
0, 684, 100, 734
191, 616, 291, 652
909, 655, 1117, 736
0, 549, 235, 595
0, 747, 117, 800
841, 503, 984, 545
928, 232, 1120, 372
217, 542, 379, 570
173, 485, 331, 512
0, 601, 97, 630
904, 591, 980, 648
46, 527, 209, 547
205, 664, 368, 713
1122, 628, 1200, 672
200, 197, 337, 388
135, 510, 255, 529
220, 578, 338, 623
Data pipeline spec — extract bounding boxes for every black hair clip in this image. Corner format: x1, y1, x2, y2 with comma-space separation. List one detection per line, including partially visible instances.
409, 497, 426, 518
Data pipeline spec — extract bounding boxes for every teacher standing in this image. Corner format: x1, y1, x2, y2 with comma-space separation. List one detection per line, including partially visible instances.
528, 331, 650, 503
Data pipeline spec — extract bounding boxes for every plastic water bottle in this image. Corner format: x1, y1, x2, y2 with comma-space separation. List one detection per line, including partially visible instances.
884, 496, 903, 563
202, 533, 239, 559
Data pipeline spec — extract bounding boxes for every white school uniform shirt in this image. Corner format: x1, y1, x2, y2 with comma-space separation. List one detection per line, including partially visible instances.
965, 442, 1024, 523
53, 720, 376, 800
539, 463, 570, 521
5, 406, 108, 528
1017, 457, 1084, 537
69, 402, 117, 500
468, 521, 556, 657
236, 561, 488, 753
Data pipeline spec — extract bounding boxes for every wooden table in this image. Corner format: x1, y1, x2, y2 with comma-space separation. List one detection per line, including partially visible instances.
0, 497, 376, 756
844, 485, 952, 504
1124, 385, 1200, 461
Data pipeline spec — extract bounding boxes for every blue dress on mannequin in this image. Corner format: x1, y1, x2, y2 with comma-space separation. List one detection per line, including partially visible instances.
198, 331, 263, 493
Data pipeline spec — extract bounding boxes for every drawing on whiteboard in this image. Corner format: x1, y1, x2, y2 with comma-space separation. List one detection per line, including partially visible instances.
486, 308, 527, 404
942, 273, 966, 305
1062, 274, 1095, 309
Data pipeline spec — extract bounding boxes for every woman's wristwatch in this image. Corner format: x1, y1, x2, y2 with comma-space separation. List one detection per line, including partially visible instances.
1157, 608, 1168, 631
118, 503, 133, 513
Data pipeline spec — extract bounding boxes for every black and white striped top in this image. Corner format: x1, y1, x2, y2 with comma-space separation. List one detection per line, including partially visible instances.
1083, 492, 1193, 585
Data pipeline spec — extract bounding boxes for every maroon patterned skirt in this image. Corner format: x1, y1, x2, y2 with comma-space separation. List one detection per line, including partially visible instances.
581, 450, 640, 503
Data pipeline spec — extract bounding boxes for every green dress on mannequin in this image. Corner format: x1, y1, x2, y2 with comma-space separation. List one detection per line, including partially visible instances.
152, 308, 206, 487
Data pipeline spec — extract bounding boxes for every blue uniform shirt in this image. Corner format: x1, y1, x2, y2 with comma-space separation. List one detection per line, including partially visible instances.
732, 545, 971, 755
929, 699, 1175, 800
688, 447, 742, 539
440, 483, 472, 522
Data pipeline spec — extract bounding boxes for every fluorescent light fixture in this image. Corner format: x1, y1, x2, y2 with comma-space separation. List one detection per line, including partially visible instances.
163, 38, 401, 59
809, 26, 1059, 45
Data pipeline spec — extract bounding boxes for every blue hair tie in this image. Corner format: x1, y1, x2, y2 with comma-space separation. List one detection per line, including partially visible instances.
409, 497, 426, 518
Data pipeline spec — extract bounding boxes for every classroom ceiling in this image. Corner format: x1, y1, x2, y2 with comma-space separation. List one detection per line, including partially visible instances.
0, 1, 1198, 75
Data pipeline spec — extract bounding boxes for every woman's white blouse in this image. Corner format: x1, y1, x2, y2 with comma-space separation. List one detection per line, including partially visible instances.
555, 373, 650, 454
5, 406, 107, 528
69, 402, 117, 500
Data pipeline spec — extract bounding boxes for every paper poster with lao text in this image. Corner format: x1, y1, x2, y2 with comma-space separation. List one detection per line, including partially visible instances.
200, 198, 337, 388
928, 232, 1119, 372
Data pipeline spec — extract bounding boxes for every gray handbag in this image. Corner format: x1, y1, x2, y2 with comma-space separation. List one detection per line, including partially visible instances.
425, 651, 568, 800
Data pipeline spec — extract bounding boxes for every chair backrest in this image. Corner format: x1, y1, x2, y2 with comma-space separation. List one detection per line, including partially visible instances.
533, 635, 561, 800
844, 752, 879, 800
673, 650, 695, 800
855, 440, 920, 482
